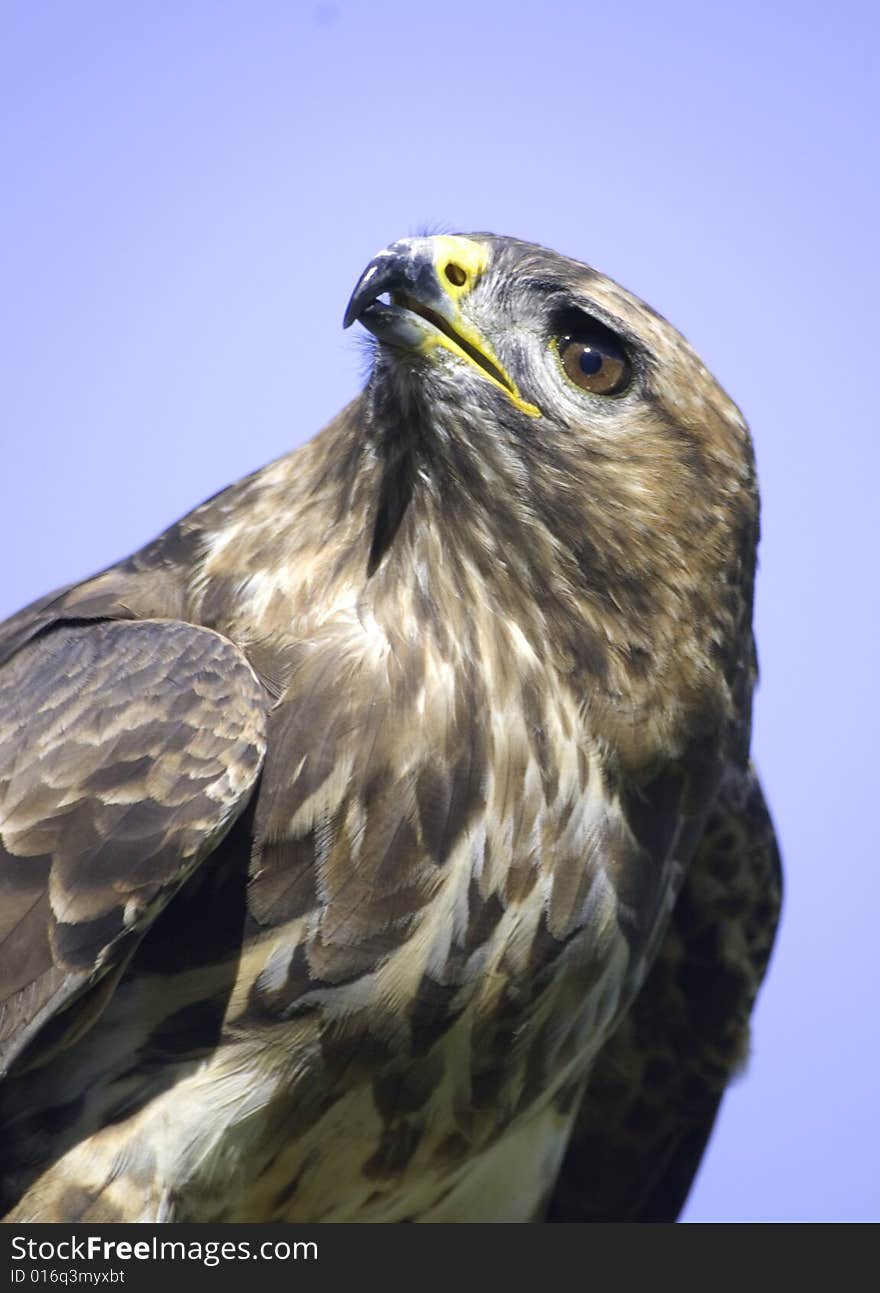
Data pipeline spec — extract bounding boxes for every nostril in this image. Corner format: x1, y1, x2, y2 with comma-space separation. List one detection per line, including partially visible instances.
444, 262, 467, 287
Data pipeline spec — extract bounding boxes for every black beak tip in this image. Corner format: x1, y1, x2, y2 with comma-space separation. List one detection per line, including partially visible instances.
343, 261, 385, 330
342, 297, 360, 330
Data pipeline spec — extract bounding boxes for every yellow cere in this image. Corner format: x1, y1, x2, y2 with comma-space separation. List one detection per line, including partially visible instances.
421, 236, 541, 419
431, 235, 490, 303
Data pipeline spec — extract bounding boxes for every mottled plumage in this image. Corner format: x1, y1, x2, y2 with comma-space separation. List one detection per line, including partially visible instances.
0, 234, 781, 1221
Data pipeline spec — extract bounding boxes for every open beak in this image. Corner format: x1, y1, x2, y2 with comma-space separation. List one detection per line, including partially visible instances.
344, 235, 540, 418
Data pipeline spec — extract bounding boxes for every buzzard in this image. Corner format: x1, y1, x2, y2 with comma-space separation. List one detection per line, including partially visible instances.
0, 234, 781, 1222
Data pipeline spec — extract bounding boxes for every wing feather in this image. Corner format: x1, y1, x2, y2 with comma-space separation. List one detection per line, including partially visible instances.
0, 618, 267, 1076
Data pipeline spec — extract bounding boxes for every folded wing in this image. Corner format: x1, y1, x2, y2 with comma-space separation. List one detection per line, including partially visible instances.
0, 618, 267, 1077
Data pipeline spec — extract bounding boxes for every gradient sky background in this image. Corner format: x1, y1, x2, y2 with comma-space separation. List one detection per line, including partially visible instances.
1, 2, 876, 1221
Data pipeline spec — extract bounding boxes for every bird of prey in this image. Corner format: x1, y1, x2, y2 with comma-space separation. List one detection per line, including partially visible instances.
0, 234, 781, 1222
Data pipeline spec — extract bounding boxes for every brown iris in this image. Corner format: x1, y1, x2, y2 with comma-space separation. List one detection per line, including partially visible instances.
557, 332, 631, 395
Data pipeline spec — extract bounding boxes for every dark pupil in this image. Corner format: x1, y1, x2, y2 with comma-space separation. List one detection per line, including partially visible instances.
578, 346, 603, 375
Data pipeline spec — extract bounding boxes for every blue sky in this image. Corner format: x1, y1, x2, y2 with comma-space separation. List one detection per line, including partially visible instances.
1, 1, 877, 1220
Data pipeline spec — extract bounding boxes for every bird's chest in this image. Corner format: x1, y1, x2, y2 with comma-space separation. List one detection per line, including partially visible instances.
206, 650, 672, 1220
182, 752, 683, 1223
202, 923, 631, 1222
244, 662, 646, 1043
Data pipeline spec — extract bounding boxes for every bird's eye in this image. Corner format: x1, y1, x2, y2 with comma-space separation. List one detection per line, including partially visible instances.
555, 332, 631, 396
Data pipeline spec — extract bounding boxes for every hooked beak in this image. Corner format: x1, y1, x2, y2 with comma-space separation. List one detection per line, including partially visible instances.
344, 235, 540, 418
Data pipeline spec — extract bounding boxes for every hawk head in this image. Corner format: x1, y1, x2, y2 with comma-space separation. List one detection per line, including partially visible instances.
344, 234, 759, 767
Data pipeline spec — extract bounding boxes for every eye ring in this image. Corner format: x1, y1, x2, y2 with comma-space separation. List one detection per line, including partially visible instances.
555, 332, 632, 396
